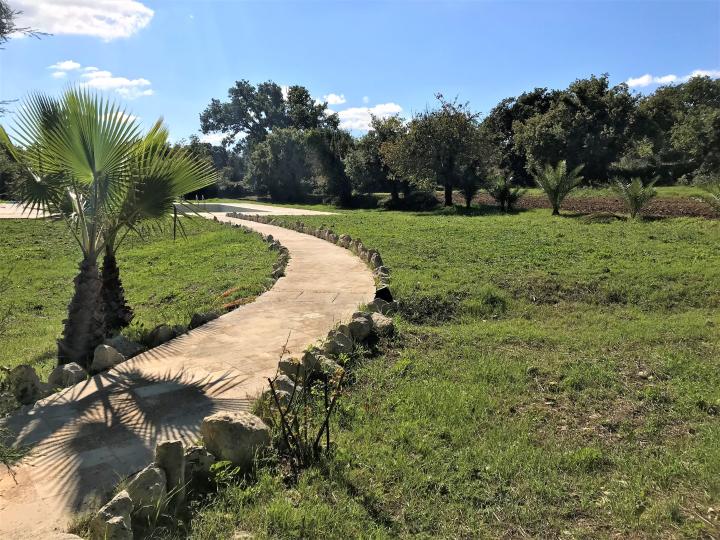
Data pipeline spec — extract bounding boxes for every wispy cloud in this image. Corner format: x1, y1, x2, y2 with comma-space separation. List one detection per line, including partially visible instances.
626, 68, 720, 88
334, 102, 403, 131
323, 93, 346, 105
13, 0, 153, 41
48, 60, 153, 99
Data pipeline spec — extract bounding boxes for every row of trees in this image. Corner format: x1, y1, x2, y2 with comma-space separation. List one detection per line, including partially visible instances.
0, 90, 216, 368
189, 75, 719, 208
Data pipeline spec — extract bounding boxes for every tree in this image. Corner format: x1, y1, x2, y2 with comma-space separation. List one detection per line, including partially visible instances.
486, 175, 526, 212
612, 177, 657, 219
245, 128, 314, 202
513, 75, 638, 183
199, 80, 338, 152
346, 115, 407, 201
532, 160, 584, 215
383, 95, 482, 206
1, 90, 140, 365
1, 0, 43, 46
307, 127, 354, 207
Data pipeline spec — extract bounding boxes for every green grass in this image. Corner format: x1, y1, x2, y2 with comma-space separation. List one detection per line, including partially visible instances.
0, 218, 277, 378
190, 207, 720, 538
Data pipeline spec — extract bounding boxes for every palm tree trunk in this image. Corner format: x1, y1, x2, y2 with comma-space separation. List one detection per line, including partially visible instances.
57, 257, 106, 367
101, 247, 134, 335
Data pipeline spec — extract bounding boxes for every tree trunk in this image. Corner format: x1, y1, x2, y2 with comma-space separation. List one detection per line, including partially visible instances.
57, 258, 106, 368
552, 207, 560, 216
465, 195, 471, 209
391, 182, 399, 203
444, 182, 453, 207
101, 249, 134, 335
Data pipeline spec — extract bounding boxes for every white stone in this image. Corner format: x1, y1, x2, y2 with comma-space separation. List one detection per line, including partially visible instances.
89, 490, 132, 540
126, 464, 167, 519
201, 411, 270, 470
371, 312, 395, 337
48, 362, 86, 388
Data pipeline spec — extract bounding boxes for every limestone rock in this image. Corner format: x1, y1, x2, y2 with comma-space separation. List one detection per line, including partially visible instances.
369, 251, 384, 269
323, 331, 353, 356
155, 440, 185, 510
147, 324, 175, 347
317, 356, 344, 379
8, 365, 42, 405
189, 311, 219, 329
368, 298, 398, 316
348, 316, 372, 342
91, 345, 126, 372
184, 445, 216, 481
339, 234, 352, 248
104, 335, 144, 359
272, 374, 298, 394
278, 357, 305, 380
48, 362, 86, 388
200, 411, 271, 470
89, 490, 132, 540
336, 323, 352, 340
371, 312, 395, 337
126, 464, 167, 519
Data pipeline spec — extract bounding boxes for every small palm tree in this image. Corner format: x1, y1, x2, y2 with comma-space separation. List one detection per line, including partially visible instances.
531, 160, 584, 215
1, 90, 140, 365
612, 177, 658, 219
101, 120, 217, 333
486, 175, 526, 212
694, 174, 720, 215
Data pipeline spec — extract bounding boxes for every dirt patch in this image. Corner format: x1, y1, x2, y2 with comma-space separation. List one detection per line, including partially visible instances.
467, 193, 718, 219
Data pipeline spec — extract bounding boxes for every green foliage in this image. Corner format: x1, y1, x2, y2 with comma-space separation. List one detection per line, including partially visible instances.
190, 206, 720, 538
485, 175, 526, 211
694, 173, 720, 214
306, 128, 354, 207
612, 177, 658, 218
532, 160, 584, 214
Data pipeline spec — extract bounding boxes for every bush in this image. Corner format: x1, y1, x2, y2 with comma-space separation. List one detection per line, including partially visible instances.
381, 191, 440, 211
485, 175, 526, 212
612, 177, 657, 218
532, 160, 584, 215
694, 173, 720, 214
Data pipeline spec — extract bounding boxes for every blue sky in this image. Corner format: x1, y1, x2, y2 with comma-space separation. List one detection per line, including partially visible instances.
1, 0, 718, 143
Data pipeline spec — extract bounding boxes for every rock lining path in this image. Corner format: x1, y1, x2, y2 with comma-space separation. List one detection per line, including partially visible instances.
0, 204, 375, 538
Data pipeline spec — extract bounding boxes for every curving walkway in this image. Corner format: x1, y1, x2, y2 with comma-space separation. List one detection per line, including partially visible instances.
0, 209, 375, 538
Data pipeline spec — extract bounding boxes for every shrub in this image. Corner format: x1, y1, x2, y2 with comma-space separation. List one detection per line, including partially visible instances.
694, 173, 720, 215
381, 191, 440, 211
612, 177, 658, 218
485, 175, 526, 212
531, 160, 584, 215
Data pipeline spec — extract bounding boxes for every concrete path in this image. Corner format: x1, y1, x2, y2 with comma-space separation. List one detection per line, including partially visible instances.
0, 209, 374, 537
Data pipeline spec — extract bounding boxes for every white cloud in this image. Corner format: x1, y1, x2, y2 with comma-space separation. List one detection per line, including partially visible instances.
626, 68, 720, 88
46, 60, 154, 99
323, 93, 346, 105
48, 60, 82, 71
335, 102, 403, 131
362, 96, 369, 104
199, 133, 227, 146
12, 0, 153, 41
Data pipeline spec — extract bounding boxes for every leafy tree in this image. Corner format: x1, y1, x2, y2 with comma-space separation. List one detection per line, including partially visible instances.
307, 127, 354, 207
245, 128, 314, 202
200, 80, 338, 152
612, 177, 657, 218
514, 75, 637, 183
532, 160, 584, 215
1, 0, 43, 46
486, 175, 526, 212
346, 115, 407, 201
383, 95, 482, 206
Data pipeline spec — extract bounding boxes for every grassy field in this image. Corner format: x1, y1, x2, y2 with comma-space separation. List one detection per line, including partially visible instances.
190, 207, 720, 538
0, 218, 277, 378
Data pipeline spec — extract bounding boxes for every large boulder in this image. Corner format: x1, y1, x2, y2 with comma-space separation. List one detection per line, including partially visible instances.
278, 357, 305, 380
8, 365, 42, 405
104, 335, 144, 359
370, 312, 395, 337
48, 362, 87, 388
89, 490, 132, 540
200, 411, 270, 470
348, 316, 372, 342
91, 345, 125, 372
125, 464, 167, 520
155, 440, 185, 511
323, 331, 353, 357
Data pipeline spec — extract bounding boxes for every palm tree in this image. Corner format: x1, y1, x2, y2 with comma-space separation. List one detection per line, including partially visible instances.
612, 177, 658, 219
1, 90, 140, 366
101, 120, 217, 334
531, 160, 584, 215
